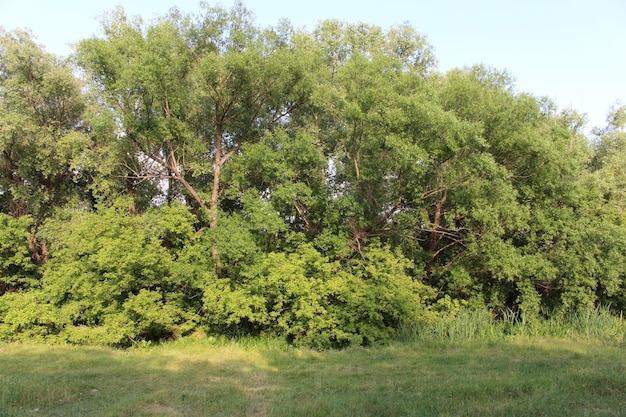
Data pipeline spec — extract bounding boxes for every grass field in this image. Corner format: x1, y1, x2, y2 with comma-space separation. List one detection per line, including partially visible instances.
1, 335, 624, 417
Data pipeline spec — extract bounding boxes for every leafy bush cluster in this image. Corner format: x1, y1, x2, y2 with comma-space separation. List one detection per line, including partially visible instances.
0, 206, 432, 348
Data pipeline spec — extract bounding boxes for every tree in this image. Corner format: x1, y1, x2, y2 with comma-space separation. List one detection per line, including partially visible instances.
76, 3, 322, 270
586, 105, 626, 311
423, 67, 605, 314
0, 29, 88, 222
307, 20, 439, 258
1, 7, 625, 347
592, 105, 626, 214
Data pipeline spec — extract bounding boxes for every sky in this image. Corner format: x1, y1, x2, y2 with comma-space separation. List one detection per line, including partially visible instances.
1, 0, 625, 132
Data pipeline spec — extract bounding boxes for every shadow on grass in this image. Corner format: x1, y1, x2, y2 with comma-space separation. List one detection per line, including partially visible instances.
0, 342, 274, 417
1, 337, 625, 417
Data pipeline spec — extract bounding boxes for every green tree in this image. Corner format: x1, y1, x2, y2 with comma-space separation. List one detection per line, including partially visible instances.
592, 105, 626, 215
427, 67, 601, 314
0, 29, 88, 221
76, 3, 322, 269
586, 105, 626, 310
308, 20, 439, 259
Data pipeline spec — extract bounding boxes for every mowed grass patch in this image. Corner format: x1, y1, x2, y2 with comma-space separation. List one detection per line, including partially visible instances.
1, 337, 624, 417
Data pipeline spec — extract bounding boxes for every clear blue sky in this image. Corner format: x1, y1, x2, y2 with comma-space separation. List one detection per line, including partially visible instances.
2, 0, 625, 132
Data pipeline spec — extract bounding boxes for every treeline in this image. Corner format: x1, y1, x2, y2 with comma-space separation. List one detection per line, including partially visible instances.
0, 2, 624, 348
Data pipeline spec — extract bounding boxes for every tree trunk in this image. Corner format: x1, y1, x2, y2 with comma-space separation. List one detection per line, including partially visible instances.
209, 126, 223, 275
126, 175, 137, 215
426, 191, 447, 276
165, 137, 222, 275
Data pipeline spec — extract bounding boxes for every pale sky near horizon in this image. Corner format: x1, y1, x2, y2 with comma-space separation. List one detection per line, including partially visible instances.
1, 0, 625, 133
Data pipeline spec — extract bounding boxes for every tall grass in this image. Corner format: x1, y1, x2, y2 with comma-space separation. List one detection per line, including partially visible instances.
402, 305, 625, 343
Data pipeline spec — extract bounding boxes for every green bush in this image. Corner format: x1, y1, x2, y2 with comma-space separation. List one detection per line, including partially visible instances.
0, 214, 39, 295
0, 291, 57, 340
0, 206, 201, 345
203, 242, 432, 349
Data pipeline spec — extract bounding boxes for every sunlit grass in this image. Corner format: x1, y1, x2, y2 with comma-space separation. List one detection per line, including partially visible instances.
1, 333, 624, 417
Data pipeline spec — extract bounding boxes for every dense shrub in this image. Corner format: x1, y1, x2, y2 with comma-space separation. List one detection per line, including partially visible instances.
0, 206, 200, 345
0, 214, 39, 295
203, 242, 432, 349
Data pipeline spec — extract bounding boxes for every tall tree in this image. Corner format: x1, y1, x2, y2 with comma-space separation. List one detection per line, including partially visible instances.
587, 105, 626, 310
76, 3, 321, 269
308, 20, 438, 255
0, 29, 87, 221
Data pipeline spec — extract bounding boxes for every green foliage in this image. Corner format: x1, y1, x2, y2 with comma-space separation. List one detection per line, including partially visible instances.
0, 291, 57, 340
0, 214, 39, 294
203, 243, 432, 348
0, 206, 201, 345
0, 4, 625, 349
0, 29, 88, 220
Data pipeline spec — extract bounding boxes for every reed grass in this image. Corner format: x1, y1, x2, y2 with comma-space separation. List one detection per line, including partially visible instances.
402, 305, 625, 343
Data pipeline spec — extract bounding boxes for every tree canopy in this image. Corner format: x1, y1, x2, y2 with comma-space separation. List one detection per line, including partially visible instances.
0, 3, 624, 348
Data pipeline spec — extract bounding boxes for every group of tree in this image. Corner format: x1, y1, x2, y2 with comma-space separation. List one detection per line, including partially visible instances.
1, 2, 624, 348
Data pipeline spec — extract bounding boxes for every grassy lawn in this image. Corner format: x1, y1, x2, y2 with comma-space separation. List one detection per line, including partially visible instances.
1, 337, 624, 417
